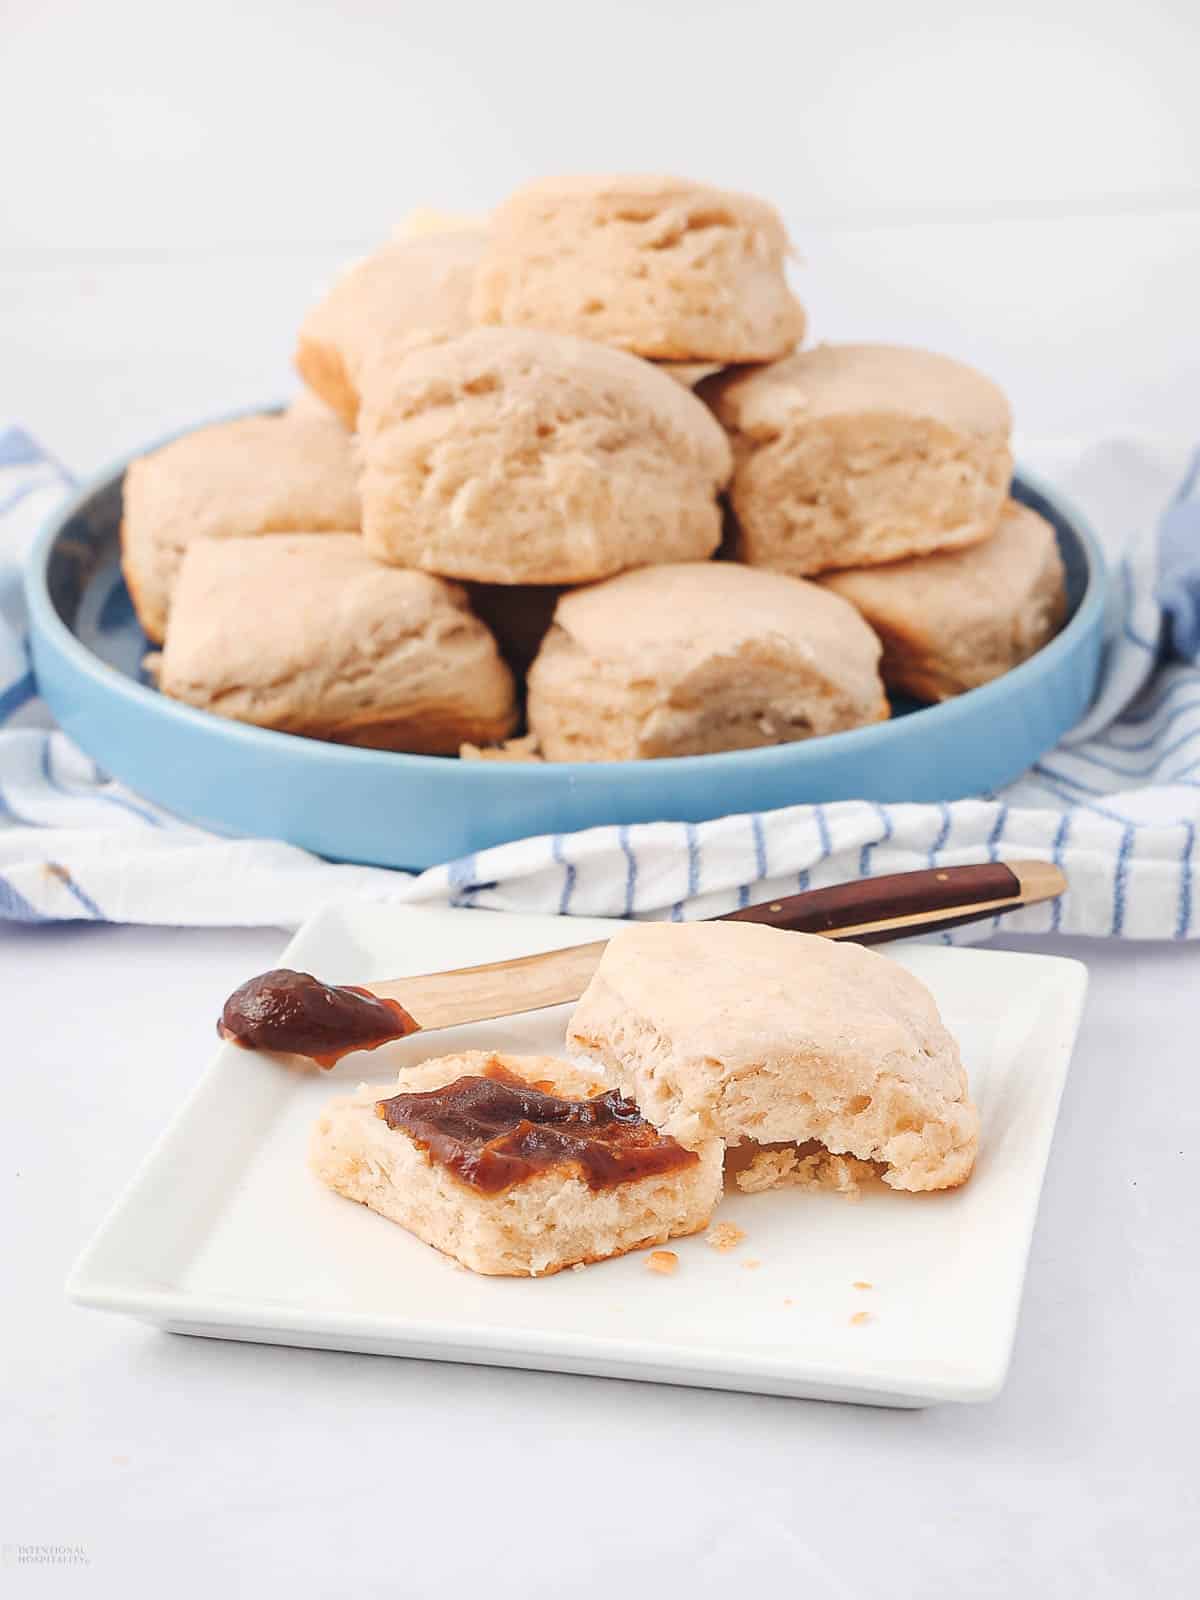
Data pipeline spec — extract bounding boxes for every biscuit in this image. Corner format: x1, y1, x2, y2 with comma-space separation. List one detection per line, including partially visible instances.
357, 328, 732, 584
159, 534, 516, 753
309, 1051, 725, 1276
459, 732, 543, 763
821, 500, 1067, 701
296, 230, 483, 427
525, 562, 887, 761
567, 922, 979, 1192
472, 174, 805, 361
705, 343, 1013, 576
120, 412, 360, 644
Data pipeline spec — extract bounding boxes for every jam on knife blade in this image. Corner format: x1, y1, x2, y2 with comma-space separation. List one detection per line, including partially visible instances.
219, 969, 417, 1067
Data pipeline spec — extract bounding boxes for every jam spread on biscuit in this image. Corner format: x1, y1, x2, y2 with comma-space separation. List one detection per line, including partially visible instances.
375, 1063, 697, 1193
219, 969, 417, 1068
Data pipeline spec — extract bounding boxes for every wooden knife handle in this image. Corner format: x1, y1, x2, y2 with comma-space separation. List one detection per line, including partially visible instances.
718, 862, 1049, 945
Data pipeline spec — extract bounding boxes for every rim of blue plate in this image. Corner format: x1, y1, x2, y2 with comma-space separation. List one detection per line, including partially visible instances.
26, 407, 1109, 786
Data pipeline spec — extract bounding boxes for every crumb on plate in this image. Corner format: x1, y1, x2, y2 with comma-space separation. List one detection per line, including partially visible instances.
742, 1258, 762, 1271
735, 1144, 880, 1200
459, 732, 544, 763
853, 1280, 874, 1290
849, 1310, 873, 1327
647, 1250, 679, 1276
706, 1221, 746, 1253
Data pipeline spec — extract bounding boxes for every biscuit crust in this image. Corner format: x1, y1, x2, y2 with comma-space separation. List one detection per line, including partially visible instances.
310, 1051, 725, 1276
159, 534, 516, 753
120, 413, 360, 644
705, 343, 1013, 577
357, 328, 732, 585
473, 174, 805, 362
296, 230, 484, 428
821, 500, 1067, 701
526, 562, 888, 761
568, 922, 979, 1192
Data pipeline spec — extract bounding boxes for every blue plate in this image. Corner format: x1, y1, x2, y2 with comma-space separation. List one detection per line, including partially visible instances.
26, 417, 1107, 870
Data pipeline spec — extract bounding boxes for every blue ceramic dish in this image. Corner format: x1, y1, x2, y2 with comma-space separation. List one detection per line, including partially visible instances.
26, 418, 1107, 870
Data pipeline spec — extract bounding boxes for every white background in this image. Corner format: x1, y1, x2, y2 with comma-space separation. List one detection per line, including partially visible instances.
2, 2, 1199, 1594
2, 0, 1199, 464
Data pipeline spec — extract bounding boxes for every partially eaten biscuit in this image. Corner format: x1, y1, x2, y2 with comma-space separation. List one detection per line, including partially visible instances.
310, 1051, 724, 1276
526, 561, 888, 761
567, 922, 979, 1193
472, 174, 805, 362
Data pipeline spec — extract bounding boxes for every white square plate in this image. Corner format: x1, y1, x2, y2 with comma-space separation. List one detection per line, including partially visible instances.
68, 904, 1087, 1407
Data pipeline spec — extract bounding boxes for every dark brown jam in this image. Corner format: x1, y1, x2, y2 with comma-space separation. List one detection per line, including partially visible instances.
218, 969, 417, 1068
376, 1064, 697, 1194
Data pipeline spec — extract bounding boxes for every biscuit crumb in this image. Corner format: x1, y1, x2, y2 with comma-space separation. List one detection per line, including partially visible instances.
706, 1222, 746, 1253
783, 1298, 794, 1307
646, 1250, 679, 1276
735, 1144, 880, 1200
459, 732, 544, 763
734, 1147, 799, 1193
849, 1311, 873, 1327
742, 1259, 762, 1271
853, 1280, 873, 1290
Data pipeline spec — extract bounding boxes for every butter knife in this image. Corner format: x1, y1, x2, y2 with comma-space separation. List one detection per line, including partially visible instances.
219, 860, 1066, 1065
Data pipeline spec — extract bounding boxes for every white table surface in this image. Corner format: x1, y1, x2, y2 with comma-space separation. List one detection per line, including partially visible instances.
4, 2, 1199, 1589
3, 921, 1197, 1597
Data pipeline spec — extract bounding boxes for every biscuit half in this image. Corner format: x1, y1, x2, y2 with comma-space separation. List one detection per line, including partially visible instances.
310, 1051, 725, 1277
567, 922, 979, 1193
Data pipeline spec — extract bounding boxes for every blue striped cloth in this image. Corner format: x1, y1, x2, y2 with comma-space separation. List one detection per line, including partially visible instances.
2, 423, 1199, 938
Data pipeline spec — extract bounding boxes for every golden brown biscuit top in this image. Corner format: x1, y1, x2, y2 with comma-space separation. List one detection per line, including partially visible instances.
360, 326, 732, 482
570, 920, 967, 1105
706, 342, 1013, 440
549, 560, 882, 680
821, 501, 1061, 625
491, 172, 794, 251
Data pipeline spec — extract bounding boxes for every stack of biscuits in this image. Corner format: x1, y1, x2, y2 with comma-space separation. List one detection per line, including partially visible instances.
121, 173, 1067, 761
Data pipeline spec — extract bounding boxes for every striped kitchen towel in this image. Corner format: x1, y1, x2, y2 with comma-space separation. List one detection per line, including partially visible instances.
2, 423, 1198, 939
